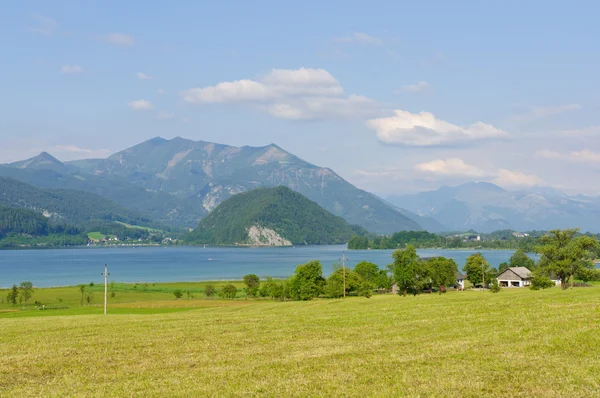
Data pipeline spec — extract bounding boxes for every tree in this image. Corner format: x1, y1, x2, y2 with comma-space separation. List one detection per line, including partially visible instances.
7, 284, 18, 305
463, 253, 493, 287
489, 279, 502, 293
353, 261, 380, 285
242, 274, 260, 298
325, 267, 364, 298
375, 270, 392, 292
509, 249, 536, 270
348, 235, 369, 250
427, 257, 458, 294
498, 262, 509, 273
220, 284, 238, 299
79, 284, 85, 306
19, 281, 34, 304
390, 245, 425, 296
204, 284, 215, 299
530, 274, 555, 290
289, 260, 325, 300
535, 229, 599, 289
173, 289, 183, 299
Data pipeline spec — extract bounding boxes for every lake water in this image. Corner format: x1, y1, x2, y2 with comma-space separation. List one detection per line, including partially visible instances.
0, 246, 524, 288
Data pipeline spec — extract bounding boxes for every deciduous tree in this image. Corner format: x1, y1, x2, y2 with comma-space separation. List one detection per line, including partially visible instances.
463, 253, 493, 287
390, 245, 424, 296
19, 281, 34, 304
535, 229, 599, 289
427, 257, 458, 294
242, 274, 260, 297
289, 260, 325, 300
509, 249, 536, 269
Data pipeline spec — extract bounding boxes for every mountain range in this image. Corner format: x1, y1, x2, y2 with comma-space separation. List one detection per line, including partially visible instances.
0, 137, 426, 234
4, 137, 600, 235
388, 182, 600, 233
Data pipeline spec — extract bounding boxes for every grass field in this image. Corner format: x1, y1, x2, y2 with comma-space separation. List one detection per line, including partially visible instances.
1, 286, 599, 396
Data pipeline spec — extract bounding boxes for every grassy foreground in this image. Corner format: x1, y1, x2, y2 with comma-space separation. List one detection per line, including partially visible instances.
1, 287, 599, 397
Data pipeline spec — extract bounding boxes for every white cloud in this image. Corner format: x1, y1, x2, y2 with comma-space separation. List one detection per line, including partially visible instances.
334, 32, 384, 46
538, 148, 600, 163
182, 67, 380, 120
415, 158, 486, 177
157, 89, 166, 95
494, 169, 545, 187
99, 33, 135, 47
136, 72, 153, 80
128, 100, 154, 110
61, 65, 83, 74
571, 149, 600, 162
367, 110, 508, 146
560, 125, 600, 136
512, 104, 581, 123
156, 112, 175, 120
398, 81, 429, 93
29, 14, 58, 36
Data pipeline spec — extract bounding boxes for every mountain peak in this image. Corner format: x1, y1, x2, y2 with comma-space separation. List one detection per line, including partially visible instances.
8, 151, 65, 172
458, 181, 506, 193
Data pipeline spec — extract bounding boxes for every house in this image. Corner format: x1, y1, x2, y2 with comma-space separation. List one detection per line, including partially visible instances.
496, 267, 532, 287
455, 271, 466, 290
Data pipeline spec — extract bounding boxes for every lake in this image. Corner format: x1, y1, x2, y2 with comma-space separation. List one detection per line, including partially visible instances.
0, 246, 525, 288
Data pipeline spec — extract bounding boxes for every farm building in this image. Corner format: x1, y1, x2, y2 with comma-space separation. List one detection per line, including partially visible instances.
496, 267, 533, 287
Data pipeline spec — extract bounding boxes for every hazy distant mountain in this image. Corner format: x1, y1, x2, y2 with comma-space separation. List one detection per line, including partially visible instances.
187, 186, 365, 246
2, 137, 422, 233
387, 182, 600, 233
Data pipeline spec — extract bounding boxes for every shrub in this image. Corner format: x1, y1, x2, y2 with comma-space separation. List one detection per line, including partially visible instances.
489, 279, 502, 293
220, 284, 238, 299
530, 275, 555, 290
173, 289, 183, 299
204, 284, 215, 299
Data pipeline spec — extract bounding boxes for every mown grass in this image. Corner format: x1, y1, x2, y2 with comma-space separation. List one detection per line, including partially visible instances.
1, 286, 599, 397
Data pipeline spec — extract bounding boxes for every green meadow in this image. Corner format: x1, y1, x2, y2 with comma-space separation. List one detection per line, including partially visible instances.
1, 285, 599, 397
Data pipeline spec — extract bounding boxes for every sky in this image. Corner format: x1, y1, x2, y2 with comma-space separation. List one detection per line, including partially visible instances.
1, 1, 599, 196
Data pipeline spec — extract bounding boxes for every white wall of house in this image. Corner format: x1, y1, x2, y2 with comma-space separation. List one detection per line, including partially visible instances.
497, 279, 530, 287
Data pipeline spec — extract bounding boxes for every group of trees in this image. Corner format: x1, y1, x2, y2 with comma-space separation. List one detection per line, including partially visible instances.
0, 205, 87, 248
6, 281, 34, 305
348, 230, 544, 252
390, 245, 459, 296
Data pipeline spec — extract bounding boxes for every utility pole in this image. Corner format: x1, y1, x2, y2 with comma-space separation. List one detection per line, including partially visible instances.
102, 264, 109, 315
342, 251, 347, 298
482, 260, 485, 291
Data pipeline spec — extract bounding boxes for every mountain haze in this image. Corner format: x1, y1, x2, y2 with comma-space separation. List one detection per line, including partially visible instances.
388, 182, 600, 233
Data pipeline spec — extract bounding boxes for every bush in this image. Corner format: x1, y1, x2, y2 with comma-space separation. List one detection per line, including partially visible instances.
489, 279, 502, 293
530, 275, 555, 290
173, 289, 183, 299
204, 284, 215, 299
220, 284, 238, 299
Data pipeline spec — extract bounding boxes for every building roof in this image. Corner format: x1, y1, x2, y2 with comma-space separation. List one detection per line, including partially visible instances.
497, 267, 532, 280
455, 271, 466, 280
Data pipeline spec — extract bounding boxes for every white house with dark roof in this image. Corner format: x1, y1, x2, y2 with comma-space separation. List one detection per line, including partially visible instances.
496, 267, 532, 287
455, 271, 466, 290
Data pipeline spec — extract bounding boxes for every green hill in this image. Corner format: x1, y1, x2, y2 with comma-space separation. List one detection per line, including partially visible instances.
0, 177, 161, 230
186, 186, 366, 245
0, 205, 87, 248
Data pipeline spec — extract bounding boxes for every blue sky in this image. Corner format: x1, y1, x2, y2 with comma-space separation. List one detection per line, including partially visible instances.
2, 1, 599, 195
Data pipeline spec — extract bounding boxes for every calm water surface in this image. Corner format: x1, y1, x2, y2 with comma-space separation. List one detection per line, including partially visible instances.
0, 246, 524, 288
